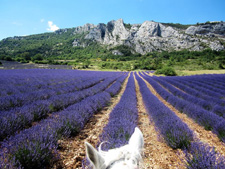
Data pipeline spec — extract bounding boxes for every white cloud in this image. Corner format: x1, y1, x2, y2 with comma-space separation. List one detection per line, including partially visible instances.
47, 21, 59, 31
12, 21, 23, 26
40, 19, 45, 23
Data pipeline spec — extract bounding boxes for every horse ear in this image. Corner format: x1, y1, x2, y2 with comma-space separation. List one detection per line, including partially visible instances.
85, 142, 105, 169
128, 127, 144, 151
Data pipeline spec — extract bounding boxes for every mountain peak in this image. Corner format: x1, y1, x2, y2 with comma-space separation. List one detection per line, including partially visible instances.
1, 20, 224, 55
81, 20, 225, 53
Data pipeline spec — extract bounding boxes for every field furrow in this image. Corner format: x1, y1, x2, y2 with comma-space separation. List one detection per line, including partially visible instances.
53, 73, 130, 169
151, 76, 225, 118
1, 69, 225, 169
0, 75, 122, 141
134, 74, 184, 169
140, 73, 225, 143
138, 72, 225, 161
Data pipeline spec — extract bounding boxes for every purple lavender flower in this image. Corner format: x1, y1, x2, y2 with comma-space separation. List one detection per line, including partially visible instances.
184, 141, 225, 169
136, 73, 193, 149
99, 73, 138, 150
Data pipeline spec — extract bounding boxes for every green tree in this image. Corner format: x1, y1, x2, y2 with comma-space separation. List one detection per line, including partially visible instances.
155, 66, 177, 76
32, 54, 43, 61
5, 56, 13, 61
82, 60, 91, 68
20, 52, 31, 61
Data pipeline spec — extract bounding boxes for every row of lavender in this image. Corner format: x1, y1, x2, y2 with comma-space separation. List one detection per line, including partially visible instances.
0, 77, 97, 111
0, 69, 119, 111
160, 74, 225, 104
141, 73, 225, 143
0, 70, 123, 141
137, 73, 225, 168
0, 69, 88, 97
149, 77, 225, 118
99, 73, 138, 150
82, 73, 138, 168
171, 74, 225, 93
136, 73, 193, 149
0, 75, 120, 141
0, 70, 128, 169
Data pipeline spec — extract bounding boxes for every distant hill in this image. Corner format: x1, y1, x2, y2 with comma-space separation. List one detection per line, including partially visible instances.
0, 19, 224, 72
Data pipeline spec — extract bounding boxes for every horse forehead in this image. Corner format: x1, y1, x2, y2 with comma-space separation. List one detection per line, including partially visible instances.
101, 145, 140, 169
109, 161, 136, 169
106, 155, 139, 169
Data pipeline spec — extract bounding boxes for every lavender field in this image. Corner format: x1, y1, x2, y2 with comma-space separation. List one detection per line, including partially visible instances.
0, 69, 225, 169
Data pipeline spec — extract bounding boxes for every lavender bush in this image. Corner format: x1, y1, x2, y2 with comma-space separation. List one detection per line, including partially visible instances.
184, 141, 225, 169
140, 74, 225, 143
0, 74, 124, 141
0, 74, 104, 111
152, 76, 225, 117
140, 73, 225, 168
136, 73, 194, 149
161, 77, 225, 108
171, 76, 225, 99
181, 75, 225, 96
0, 91, 112, 168
0, 70, 126, 168
99, 73, 138, 150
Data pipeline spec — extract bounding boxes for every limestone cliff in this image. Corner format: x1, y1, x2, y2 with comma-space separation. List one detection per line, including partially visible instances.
72, 19, 225, 54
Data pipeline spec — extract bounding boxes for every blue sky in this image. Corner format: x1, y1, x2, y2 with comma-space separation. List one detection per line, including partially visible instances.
0, 0, 224, 40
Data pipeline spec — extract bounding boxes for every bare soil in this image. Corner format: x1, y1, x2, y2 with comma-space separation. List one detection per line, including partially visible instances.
52, 73, 130, 169
134, 74, 185, 169
52, 72, 225, 169
138, 73, 225, 157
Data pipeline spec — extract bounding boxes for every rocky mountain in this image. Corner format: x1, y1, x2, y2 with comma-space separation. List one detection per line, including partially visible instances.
1, 19, 224, 58
72, 19, 225, 54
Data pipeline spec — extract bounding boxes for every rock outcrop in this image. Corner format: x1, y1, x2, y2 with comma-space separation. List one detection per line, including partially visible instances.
72, 19, 225, 54
185, 22, 225, 37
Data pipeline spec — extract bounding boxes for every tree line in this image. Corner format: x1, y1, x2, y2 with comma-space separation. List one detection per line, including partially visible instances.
0, 31, 225, 76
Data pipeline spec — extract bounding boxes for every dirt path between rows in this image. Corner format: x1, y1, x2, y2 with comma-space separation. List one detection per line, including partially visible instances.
134, 74, 185, 169
52, 73, 130, 169
139, 73, 225, 157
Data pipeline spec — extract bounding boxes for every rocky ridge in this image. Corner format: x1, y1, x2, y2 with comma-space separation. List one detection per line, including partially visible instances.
72, 19, 225, 54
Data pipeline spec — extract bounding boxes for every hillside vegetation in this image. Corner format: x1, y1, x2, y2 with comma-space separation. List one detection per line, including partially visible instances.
0, 20, 225, 74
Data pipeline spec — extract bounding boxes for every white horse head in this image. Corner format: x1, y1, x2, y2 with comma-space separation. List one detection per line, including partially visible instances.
85, 127, 144, 169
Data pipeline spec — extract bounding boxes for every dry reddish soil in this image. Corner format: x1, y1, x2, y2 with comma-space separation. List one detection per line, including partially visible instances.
134, 74, 185, 169
52, 74, 130, 169
138, 73, 225, 157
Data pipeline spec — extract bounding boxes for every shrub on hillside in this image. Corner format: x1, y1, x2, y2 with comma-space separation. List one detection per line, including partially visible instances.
155, 66, 177, 76
5, 56, 13, 61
